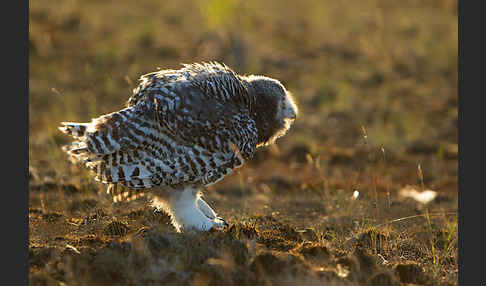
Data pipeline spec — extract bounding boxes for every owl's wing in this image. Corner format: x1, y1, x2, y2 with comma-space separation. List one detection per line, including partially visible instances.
60, 82, 257, 189
125, 63, 257, 157
132, 81, 258, 188
150, 81, 258, 160
159, 89, 257, 187
60, 105, 155, 157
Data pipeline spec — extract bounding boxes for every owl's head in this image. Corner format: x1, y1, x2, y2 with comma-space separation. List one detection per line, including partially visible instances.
245, 75, 298, 146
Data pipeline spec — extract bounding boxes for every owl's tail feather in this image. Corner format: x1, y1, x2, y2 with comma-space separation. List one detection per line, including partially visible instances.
58, 122, 90, 138
59, 107, 147, 157
59, 108, 157, 191
58, 121, 97, 163
61, 142, 155, 188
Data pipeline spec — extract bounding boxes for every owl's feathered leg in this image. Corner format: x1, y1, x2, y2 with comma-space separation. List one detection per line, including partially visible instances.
196, 196, 216, 218
196, 195, 228, 229
151, 187, 226, 232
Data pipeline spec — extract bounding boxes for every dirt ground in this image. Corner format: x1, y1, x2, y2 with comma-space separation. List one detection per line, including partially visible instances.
29, 1, 457, 285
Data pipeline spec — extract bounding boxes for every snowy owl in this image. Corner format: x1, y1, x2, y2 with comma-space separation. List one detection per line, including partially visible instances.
59, 62, 298, 232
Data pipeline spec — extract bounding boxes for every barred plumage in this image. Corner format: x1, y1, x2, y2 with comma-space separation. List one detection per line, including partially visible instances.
59, 61, 298, 232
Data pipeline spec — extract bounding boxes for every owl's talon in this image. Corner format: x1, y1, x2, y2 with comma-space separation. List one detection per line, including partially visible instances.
218, 217, 229, 228
213, 217, 229, 229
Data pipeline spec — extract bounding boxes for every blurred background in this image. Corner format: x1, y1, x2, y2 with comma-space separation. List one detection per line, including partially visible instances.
29, 0, 457, 194
29, 1, 458, 284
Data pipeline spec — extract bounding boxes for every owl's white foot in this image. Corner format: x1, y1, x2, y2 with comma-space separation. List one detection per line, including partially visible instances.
213, 216, 229, 229
197, 196, 228, 229
152, 187, 228, 232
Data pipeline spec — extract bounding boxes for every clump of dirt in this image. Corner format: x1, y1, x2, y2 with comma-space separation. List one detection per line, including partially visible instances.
68, 199, 98, 214
394, 262, 430, 285
227, 223, 259, 240
42, 212, 64, 222
80, 209, 107, 225
297, 242, 331, 263
334, 247, 384, 284
368, 271, 401, 286
256, 223, 303, 251
251, 253, 285, 275
76, 235, 105, 249
29, 247, 56, 268
357, 228, 390, 254
103, 221, 129, 237
353, 247, 380, 282
298, 228, 320, 242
